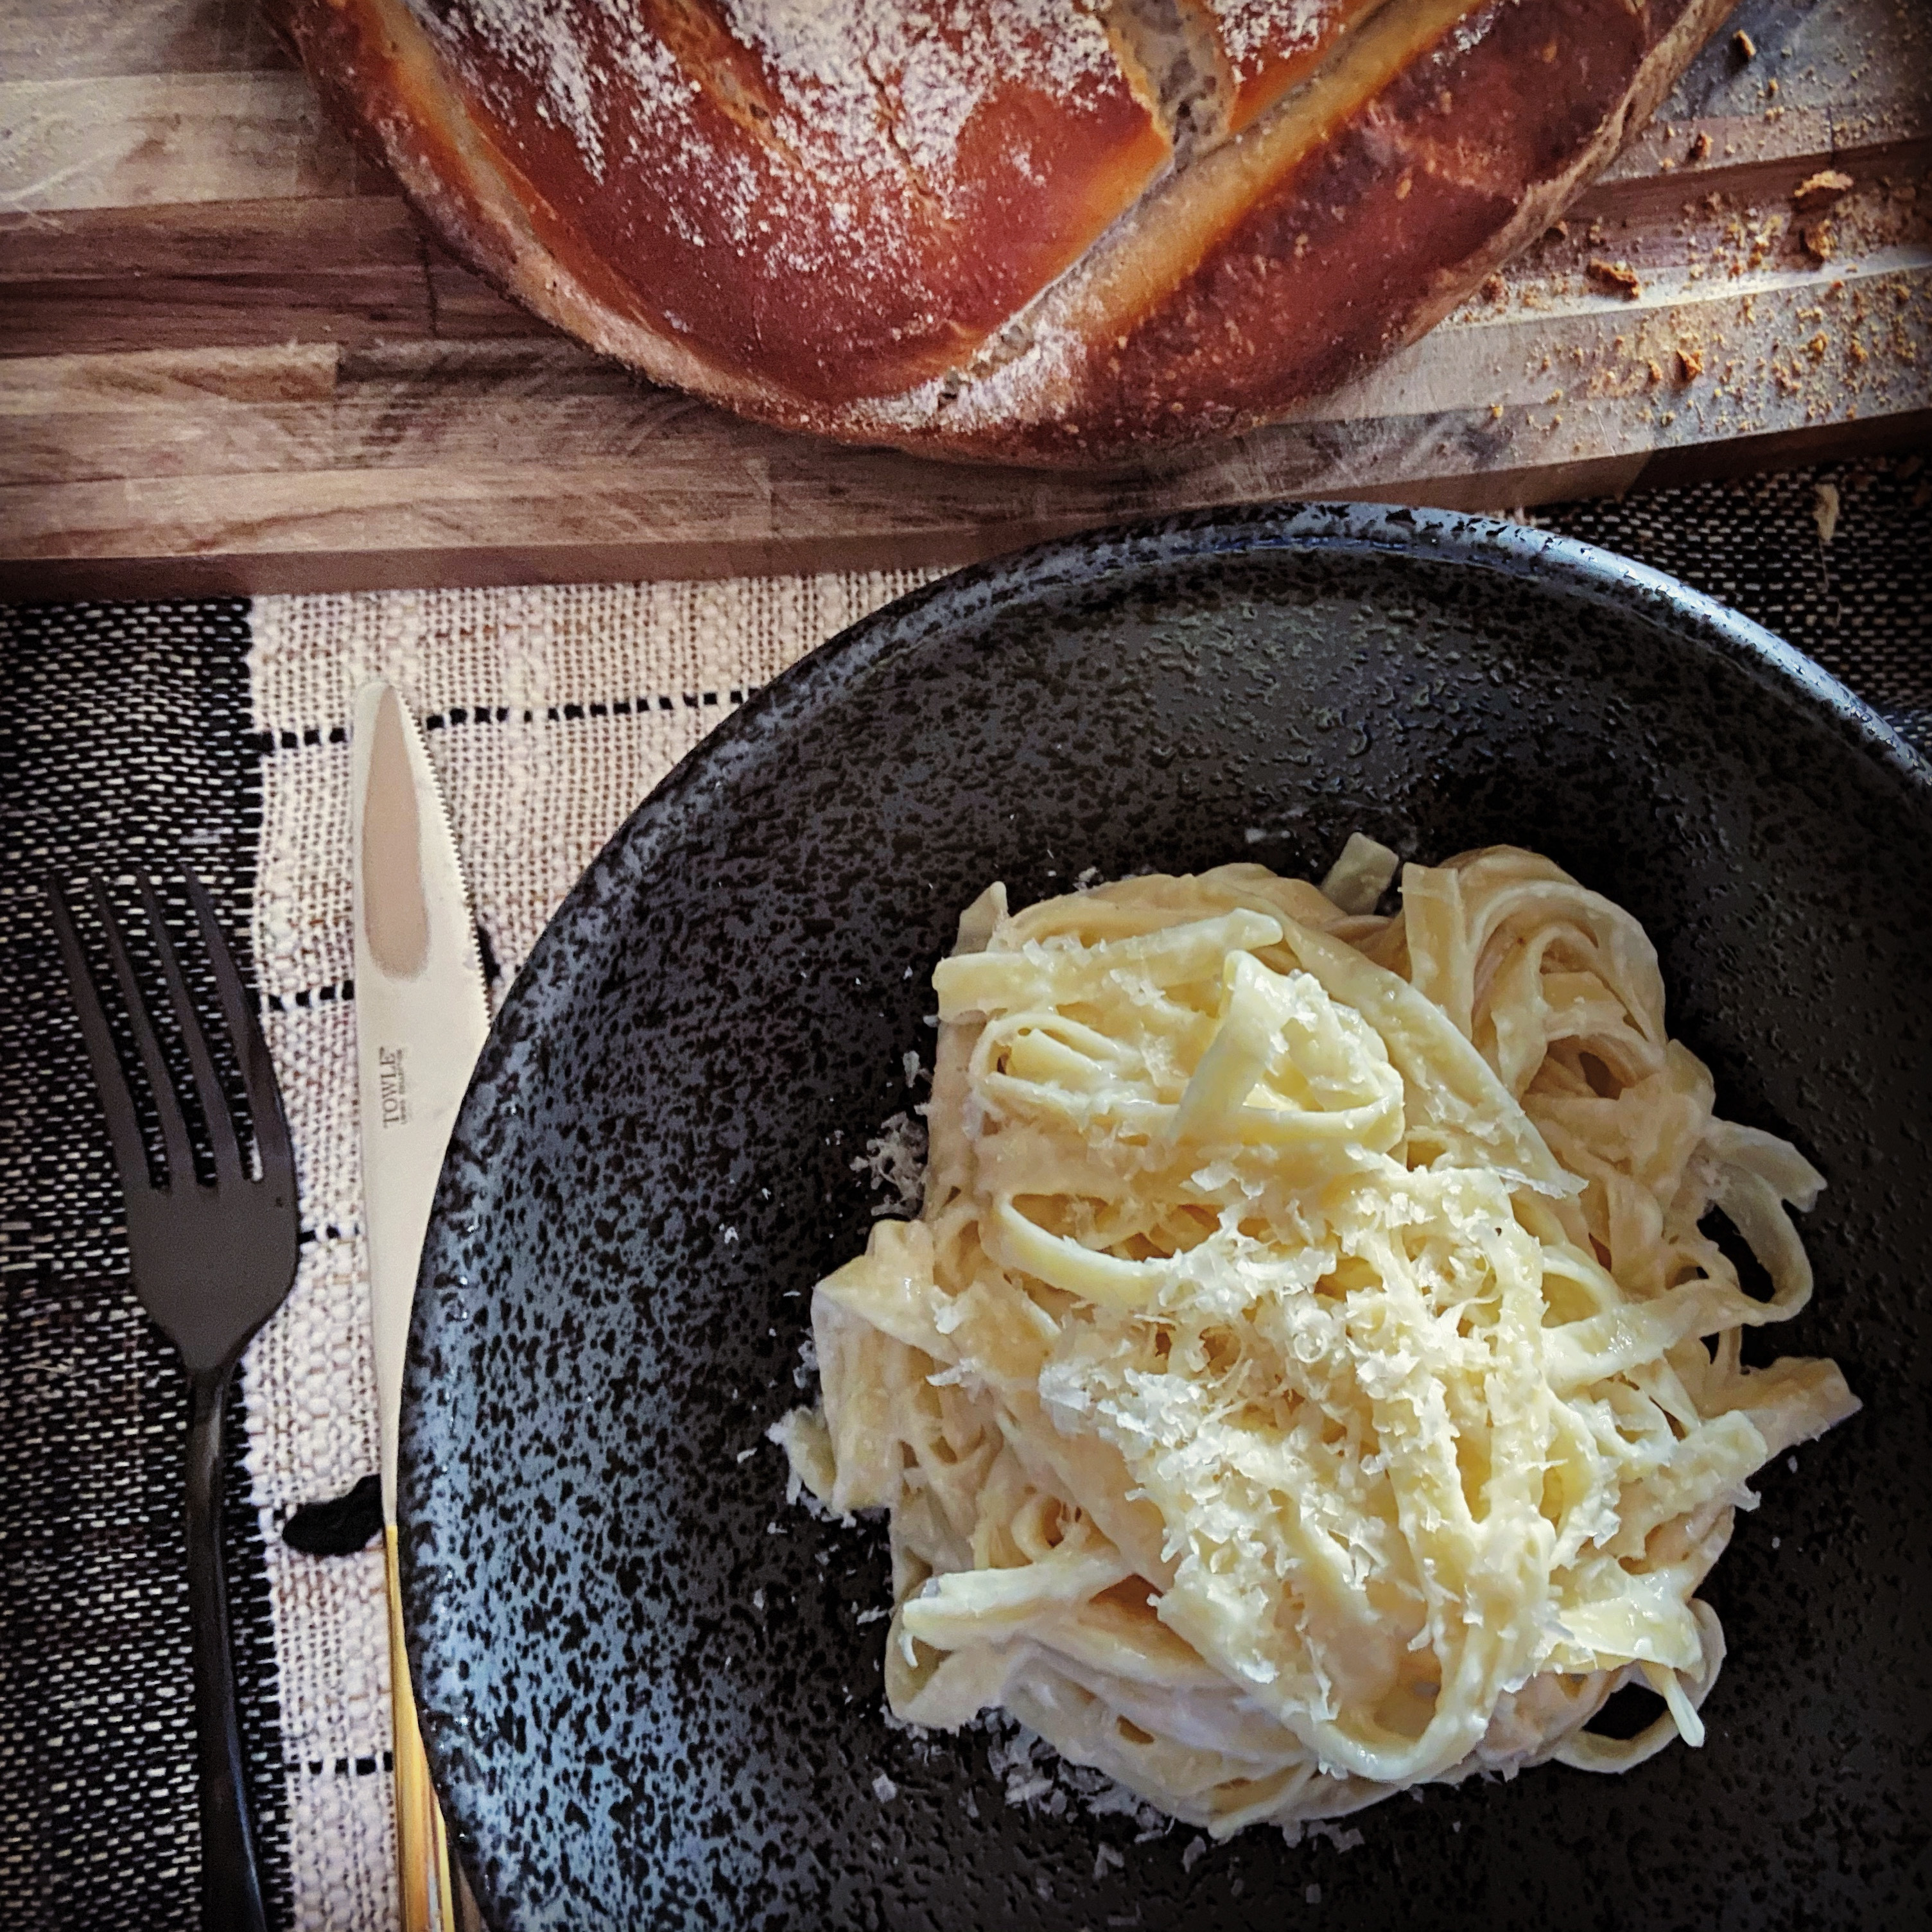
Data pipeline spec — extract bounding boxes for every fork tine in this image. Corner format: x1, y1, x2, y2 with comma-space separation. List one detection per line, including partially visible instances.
141, 876, 245, 1187
91, 877, 198, 1190
47, 882, 155, 1197
185, 871, 293, 1185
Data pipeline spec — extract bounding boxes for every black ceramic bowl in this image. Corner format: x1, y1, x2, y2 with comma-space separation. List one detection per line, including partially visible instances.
403, 504, 1932, 1931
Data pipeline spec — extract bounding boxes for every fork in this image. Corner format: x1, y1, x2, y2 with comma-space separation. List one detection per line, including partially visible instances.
49, 872, 299, 1932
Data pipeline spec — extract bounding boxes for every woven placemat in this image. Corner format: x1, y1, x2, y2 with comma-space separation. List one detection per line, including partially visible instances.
1, 458, 1925, 1932
0, 602, 289, 1929
1542, 458, 1929, 751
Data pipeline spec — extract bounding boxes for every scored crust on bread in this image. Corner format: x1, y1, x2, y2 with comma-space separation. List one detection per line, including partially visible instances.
270, 0, 1737, 466
403, 3, 1172, 405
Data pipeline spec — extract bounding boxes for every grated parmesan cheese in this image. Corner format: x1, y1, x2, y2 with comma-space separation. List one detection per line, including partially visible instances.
851, 1110, 928, 1217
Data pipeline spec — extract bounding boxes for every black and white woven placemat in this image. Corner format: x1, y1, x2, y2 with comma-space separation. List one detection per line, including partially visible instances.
0, 601, 290, 1931
1544, 458, 1931, 751
1, 457, 1925, 1932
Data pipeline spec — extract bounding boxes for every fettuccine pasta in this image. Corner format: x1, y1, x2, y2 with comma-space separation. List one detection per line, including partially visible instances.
774, 846, 1859, 1836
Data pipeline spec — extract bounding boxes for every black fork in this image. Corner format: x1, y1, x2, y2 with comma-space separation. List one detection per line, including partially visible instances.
48, 872, 299, 1932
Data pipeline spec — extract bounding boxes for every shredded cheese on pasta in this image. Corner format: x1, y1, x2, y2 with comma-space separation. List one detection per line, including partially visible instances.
774, 848, 1858, 1836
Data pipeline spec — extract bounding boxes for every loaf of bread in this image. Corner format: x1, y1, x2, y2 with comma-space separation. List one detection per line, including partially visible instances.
271, 0, 1734, 465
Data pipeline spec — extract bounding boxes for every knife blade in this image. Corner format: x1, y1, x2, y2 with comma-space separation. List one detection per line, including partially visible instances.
351, 680, 490, 1932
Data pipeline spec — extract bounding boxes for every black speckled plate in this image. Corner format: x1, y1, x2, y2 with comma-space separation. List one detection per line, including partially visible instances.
403, 503, 1932, 1932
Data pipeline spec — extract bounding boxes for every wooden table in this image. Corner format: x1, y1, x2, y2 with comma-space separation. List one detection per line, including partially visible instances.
3, 0, 1928, 598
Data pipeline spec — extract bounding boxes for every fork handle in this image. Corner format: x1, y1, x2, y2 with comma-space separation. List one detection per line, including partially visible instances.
187, 1363, 269, 1932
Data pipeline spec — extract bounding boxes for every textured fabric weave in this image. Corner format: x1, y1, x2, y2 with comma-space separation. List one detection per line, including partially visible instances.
0, 600, 290, 1932
1543, 457, 1932, 753
1, 457, 1925, 1932
243, 571, 937, 1931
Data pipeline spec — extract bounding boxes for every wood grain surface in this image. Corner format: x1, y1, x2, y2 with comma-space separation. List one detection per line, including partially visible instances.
3, 0, 1928, 597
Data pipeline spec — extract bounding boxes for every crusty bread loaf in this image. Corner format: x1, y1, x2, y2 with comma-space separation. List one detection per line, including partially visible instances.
270, 0, 1735, 466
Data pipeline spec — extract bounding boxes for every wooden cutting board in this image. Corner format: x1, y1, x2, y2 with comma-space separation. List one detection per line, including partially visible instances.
3, 0, 1928, 598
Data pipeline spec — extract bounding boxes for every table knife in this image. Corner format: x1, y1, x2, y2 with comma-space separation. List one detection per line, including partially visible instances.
351, 681, 491, 1932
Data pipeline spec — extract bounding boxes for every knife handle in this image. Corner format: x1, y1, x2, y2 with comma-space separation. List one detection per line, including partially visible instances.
386, 1524, 457, 1932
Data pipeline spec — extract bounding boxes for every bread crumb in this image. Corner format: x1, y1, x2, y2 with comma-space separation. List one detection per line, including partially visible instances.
1813, 482, 1840, 544
1800, 221, 1835, 261
1733, 28, 1755, 59
1490, 401, 1504, 418
1689, 130, 1710, 161
1481, 274, 1507, 304
1807, 331, 1830, 360
1586, 259, 1641, 298
1646, 358, 1664, 385
872, 1771, 898, 1802
1676, 345, 1703, 382
1793, 170, 1854, 210
1547, 218, 1571, 241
